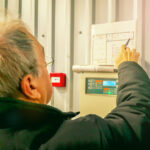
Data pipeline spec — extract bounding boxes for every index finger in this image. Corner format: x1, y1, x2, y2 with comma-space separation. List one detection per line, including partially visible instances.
120, 45, 126, 53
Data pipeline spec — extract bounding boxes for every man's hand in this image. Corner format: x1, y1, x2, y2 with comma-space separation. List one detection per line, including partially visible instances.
115, 45, 140, 68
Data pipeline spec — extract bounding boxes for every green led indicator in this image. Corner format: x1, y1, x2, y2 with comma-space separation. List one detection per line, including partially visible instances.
107, 91, 112, 95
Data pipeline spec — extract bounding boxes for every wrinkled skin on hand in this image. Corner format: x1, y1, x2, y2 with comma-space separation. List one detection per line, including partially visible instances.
115, 45, 140, 68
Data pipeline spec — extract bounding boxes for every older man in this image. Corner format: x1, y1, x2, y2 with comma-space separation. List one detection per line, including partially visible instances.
0, 19, 150, 150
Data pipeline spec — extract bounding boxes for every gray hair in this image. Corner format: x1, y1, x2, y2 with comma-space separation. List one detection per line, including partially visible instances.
0, 20, 38, 98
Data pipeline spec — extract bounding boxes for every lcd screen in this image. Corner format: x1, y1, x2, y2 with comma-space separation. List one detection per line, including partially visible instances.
103, 81, 116, 86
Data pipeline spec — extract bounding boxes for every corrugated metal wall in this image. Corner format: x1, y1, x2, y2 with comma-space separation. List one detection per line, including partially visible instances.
0, 0, 149, 112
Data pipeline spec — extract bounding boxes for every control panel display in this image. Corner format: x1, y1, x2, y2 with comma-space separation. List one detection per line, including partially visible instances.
86, 78, 118, 95
103, 81, 116, 86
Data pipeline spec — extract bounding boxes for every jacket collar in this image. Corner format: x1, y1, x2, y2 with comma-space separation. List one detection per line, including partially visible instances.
0, 97, 79, 129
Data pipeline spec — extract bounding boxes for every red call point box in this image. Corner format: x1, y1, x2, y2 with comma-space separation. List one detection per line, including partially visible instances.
50, 73, 66, 87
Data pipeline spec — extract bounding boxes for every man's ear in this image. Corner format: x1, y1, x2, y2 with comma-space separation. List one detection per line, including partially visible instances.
20, 74, 41, 101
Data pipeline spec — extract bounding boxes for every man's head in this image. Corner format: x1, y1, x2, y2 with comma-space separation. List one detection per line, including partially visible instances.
0, 20, 52, 104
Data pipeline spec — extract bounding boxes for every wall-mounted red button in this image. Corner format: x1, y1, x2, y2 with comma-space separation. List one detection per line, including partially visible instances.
50, 73, 66, 87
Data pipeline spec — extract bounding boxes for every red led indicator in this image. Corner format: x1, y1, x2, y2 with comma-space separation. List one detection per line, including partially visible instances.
103, 88, 109, 91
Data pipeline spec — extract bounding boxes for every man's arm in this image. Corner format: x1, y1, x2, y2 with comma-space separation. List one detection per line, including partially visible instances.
116, 61, 150, 105
102, 46, 150, 149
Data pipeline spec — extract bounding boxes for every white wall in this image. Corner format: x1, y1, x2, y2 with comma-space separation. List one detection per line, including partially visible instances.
0, 0, 149, 111
73, 0, 94, 111
116, 0, 134, 21
142, 0, 150, 77
54, 0, 73, 111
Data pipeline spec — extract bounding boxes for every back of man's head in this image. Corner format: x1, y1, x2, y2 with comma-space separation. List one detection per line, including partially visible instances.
0, 20, 38, 98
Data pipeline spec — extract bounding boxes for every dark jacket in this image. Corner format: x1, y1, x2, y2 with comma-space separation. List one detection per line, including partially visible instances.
0, 62, 150, 150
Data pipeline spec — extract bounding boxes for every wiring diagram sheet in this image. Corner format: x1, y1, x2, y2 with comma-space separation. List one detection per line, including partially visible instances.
91, 20, 137, 65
